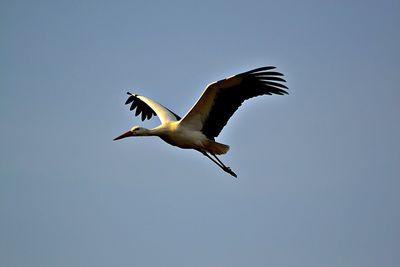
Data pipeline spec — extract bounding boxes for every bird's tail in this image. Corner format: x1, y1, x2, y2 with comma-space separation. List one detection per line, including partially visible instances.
204, 140, 230, 155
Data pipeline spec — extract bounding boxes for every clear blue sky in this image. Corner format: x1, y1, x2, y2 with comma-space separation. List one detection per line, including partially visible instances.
1, 0, 399, 266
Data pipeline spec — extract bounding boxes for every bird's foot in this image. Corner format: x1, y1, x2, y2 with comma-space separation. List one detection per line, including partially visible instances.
223, 166, 237, 178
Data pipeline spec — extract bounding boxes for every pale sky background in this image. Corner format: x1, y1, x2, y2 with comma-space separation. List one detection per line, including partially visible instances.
1, 0, 399, 266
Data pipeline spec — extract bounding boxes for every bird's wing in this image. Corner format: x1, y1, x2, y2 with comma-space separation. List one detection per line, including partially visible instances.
125, 93, 181, 124
179, 66, 288, 139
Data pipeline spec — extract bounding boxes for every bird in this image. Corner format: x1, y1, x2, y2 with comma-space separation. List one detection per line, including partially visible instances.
113, 66, 288, 177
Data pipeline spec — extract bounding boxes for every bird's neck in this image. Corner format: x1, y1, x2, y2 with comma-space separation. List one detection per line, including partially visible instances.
142, 127, 164, 137
138, 128, 153, 136
147, 124, 171, 137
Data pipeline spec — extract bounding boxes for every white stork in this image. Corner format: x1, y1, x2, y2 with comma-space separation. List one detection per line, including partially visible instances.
114, 66, 288, 177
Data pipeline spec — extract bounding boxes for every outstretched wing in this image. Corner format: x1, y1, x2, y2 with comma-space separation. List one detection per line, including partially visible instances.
125, 92, 181, 124
179, 66, 288, 139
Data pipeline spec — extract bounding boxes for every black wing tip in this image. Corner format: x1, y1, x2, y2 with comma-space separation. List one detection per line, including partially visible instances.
126, 91, 138, 96
278, 90, 289, 95
122, 92, 158, 121
125, 92, 140, 105
247, 66, 289, 93
256, 76, 287, 83
243, 66, 287, 77
262, 81, 288, 90
247, 66, 276, 73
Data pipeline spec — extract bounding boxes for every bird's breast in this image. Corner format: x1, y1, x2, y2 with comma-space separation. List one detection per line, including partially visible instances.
160, 126, 206, 150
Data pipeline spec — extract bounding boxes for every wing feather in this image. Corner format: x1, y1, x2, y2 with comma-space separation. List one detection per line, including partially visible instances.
124, 92, 181, 123
179, 66, 288, 139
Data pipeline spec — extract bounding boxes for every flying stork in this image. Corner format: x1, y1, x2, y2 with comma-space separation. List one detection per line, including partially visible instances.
114, 66, 288, 177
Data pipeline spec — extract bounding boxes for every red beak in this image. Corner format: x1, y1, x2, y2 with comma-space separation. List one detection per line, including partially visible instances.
113, 130, 133, 141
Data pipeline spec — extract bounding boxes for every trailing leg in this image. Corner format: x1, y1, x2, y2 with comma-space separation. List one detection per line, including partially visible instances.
201, 151, 237, 178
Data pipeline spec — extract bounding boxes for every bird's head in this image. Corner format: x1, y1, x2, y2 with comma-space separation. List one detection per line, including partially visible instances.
113, 126, 148, 141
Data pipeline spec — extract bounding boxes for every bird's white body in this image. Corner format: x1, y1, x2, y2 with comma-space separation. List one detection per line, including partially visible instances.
134, 121, 229, 154
156, 122, 207, 149
114, 66, 288, 177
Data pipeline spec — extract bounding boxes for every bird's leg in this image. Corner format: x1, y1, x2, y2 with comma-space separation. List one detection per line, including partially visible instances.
201, 152, 237, 178
201, 152, 223, 168
210, 153, 237, 178
211, 153, 229, 168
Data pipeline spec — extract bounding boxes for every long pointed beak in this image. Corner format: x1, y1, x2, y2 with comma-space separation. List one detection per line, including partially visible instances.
113, 130, 133, 141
